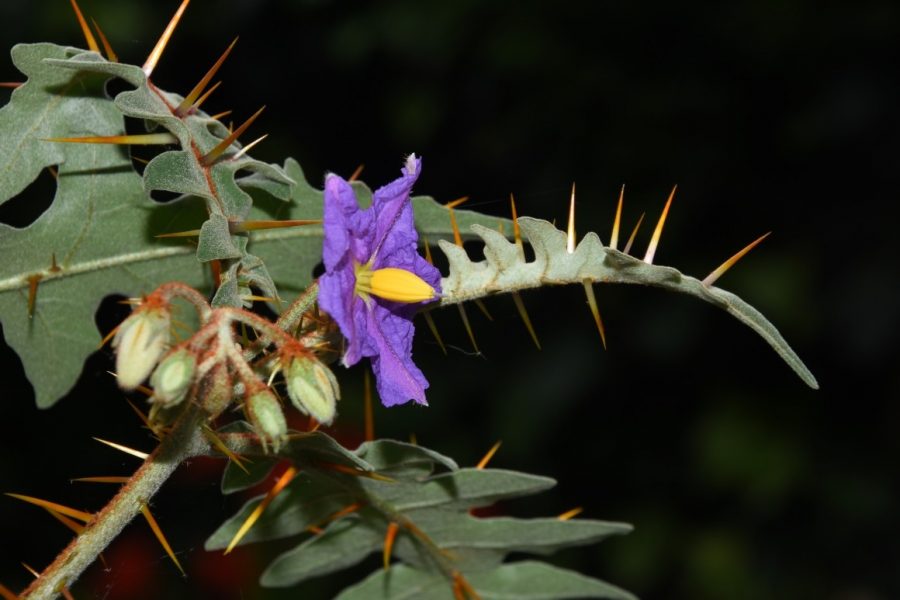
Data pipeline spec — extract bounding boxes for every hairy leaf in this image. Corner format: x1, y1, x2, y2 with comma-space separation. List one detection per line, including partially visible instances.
438, 217, 818, 389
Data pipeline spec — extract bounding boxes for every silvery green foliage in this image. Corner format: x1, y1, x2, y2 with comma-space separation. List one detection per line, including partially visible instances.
208, 426, 634, 600
438, 218, 818, 389
0, 43, 502, 407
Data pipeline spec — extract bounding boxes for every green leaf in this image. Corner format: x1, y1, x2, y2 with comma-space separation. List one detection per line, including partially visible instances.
354, 439, 459, 478
336, 562, 636, 600
438, 217, 818, 389
220, 457, 277, 495
389, 468, 556, 511
0, 44, 208, 407
260, 518, 383, 587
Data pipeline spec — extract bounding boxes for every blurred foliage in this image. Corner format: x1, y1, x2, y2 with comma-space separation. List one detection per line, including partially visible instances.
1, 0, 898, 599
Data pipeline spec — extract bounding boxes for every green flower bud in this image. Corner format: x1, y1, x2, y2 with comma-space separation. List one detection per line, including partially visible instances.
149, 348, 196, 407
285, 356, 340, 426
113, 307, 170, 390
245, 389, 287, 453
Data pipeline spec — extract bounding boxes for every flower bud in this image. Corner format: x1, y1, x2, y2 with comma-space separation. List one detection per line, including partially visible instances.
245, 389, 287, 453
285, 356, 340, 426
113, 307, 171, 390
150, 348, 196, 407
199, 363, 233, 419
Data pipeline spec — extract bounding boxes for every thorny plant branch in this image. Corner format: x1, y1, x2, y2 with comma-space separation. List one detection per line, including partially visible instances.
21, 286, 323, 600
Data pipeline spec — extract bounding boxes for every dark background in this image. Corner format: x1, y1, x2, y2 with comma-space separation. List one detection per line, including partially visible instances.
1, 1, 898, 599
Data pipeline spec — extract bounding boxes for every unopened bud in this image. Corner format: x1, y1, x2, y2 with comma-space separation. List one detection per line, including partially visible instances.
113, 307, 171, 390
200, 363, 233, 419
285, 357, 340, 425
245, 389, 287, 453
150, 348, 196, 407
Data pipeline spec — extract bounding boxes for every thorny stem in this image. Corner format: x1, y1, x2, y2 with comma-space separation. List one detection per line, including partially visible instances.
21, 406, 208, 600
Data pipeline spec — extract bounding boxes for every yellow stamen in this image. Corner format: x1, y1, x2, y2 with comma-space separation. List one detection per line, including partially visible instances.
355, 265, 436, 304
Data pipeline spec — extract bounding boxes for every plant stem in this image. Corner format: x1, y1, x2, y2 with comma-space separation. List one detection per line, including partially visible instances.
21, 406, 207, 600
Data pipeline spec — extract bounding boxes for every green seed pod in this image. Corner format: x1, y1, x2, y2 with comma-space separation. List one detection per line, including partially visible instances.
245, 389, 287, 453
285, 356, 340, 426
113, 307, 171, 390
150, 348, 196, 407
200, 363, 233, 419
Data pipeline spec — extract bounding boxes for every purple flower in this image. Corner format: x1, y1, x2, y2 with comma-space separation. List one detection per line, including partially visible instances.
319, 154, 441, 407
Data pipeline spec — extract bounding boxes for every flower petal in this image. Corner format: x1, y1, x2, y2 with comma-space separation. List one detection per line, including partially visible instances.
367, 303, 429, 406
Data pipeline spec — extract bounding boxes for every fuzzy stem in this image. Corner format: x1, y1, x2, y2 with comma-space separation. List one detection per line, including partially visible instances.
21, 406, 208, 600
275, 280, 319, 333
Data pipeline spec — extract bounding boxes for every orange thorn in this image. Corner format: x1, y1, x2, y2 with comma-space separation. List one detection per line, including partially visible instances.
307, 525, 325, 535
231, 134, 267, 161
610, 184, 624, 250
27, 273, 42, 318
209, 109, 232, 122
142, 0, 191, 78
50, 253, 60, 272
348, 163, 365, 182
201, 106, 265, 166
446, 195, 469, 209
510, 193, 524, 255
364, 369, 375, 442
46, 165, 58, 179
566, 182, 576, 254
139, 502, 185, 576
5, 493, 92, 523
225, 466, 298, 554
176, 37, 238, 115
448, 207, 463, 247
557, 506, 584, 521
72, 476, 130, 484
93, 437, 149, 460
644, 185, 676, 264
452, 572, 480, 600
155, 229, 202, 238
622, 212, 645, 255
473, 299, 493, 321
190, 80, 221, 112
382, 522, 399, 570
422, 235, 435, 265
0, 82, 22, 89
476, 440, 502, 469
210, 259, 222, 289
422, 311, 447, 355
21, 563, 39, 579
318, 462, 394, 482
45, 507, 86, 534
97, 323, 120, 349
408, 433, 418, 445
131, 155, 150, 165
59, 584, 75, 600
702, 232, 771, 286
125, 398, 154, 431
69, 0, 100, 53
306, 501, 364, 534
0, 581, 17, 600
90, 18, 118, 62
231, 219, 321, 233
511, 293, 540, 349
201, 427, 250, 474
44, 133, 177, 145
457, 304, 479, 354
582, 280, 607, 350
